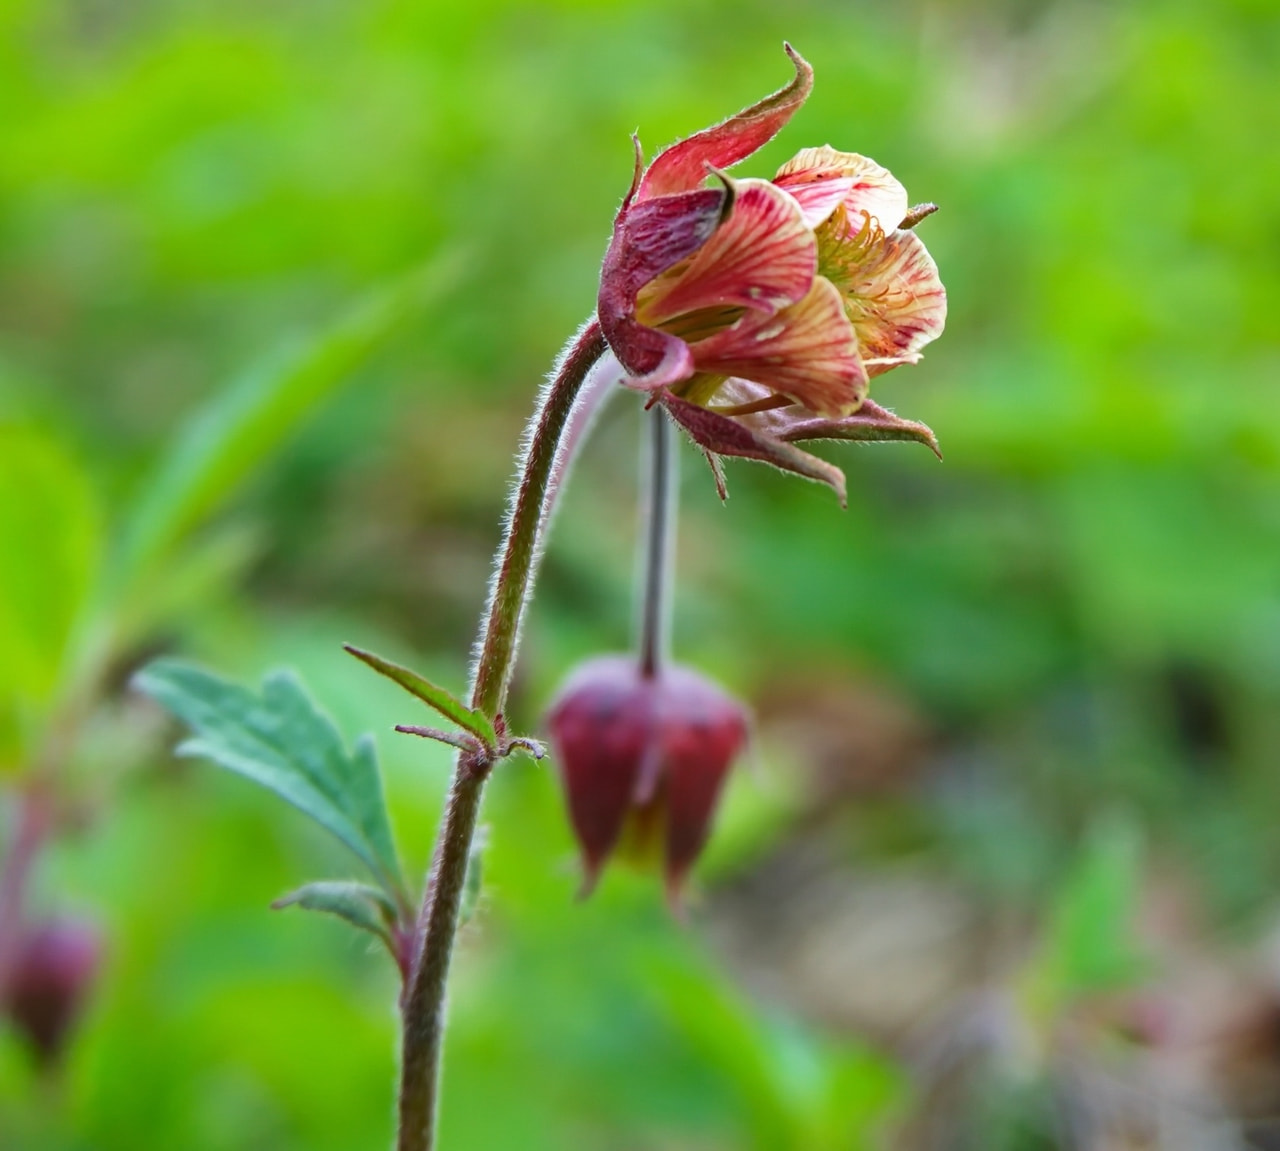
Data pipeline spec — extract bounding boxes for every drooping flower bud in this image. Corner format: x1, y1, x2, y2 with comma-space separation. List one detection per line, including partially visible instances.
2, 915, 102, 1064
546, 655, 748, 904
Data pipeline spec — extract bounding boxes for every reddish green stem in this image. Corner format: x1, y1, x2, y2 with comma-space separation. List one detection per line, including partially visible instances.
396, 319, 607, 1151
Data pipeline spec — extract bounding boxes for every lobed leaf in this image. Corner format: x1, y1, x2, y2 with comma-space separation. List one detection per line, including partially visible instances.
272, 880, 401, 954
133, 659, 408, 909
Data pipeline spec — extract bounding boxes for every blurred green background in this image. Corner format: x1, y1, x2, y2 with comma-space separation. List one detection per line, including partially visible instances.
2, 0, 1279, 1147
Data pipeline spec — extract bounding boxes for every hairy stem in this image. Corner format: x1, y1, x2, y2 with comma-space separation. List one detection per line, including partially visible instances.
638, 406, 676, 680
396, 318, 607, 1151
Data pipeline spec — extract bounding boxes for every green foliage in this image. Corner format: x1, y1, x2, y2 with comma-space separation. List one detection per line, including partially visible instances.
1, 0, 1277, 1146
344, 644, 496, 747
0, 263, 448, 773
272, 881, 401, 957
647, 952, 905, 1149
0, 425, 100, 759
132, 660, 407, 912
1024, 813, 1148, 1016
116, 267, 454, 597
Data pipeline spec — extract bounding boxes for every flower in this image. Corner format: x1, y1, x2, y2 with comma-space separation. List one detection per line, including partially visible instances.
1, 915, 102, 1064
597, 45, 946, 505
546, 656, 748, 904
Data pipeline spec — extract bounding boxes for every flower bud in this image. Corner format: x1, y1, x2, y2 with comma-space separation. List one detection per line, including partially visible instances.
546, 655, 748, 904
2, 915, 103, 1064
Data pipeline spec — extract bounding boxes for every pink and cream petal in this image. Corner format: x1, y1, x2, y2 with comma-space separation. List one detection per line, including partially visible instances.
609, 320, 697, 392
827, 227, 947, 374
775, 146, 909, 232
661, 391, 849, 505
598, 186, 727, 383
688, 275, 867, 418
601, 187, 729, 315
638, 45, 813, 201
777, 176, 856, 229
637, 178, 816, 326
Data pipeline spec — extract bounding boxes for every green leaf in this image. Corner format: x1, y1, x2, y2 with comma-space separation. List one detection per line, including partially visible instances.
641, 951, 798, 1148
114, 523, 262, 654
1027, 811, 1149, 1013
0, 424, 101, 738
344, 644, 496, 747
116, 257, 462, 592
133, 659, 407, 908
459, 832, 486, 928
272, 880, 401, 954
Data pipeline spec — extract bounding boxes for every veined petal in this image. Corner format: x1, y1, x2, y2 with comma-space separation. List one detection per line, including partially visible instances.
777, 176, 855, 229
638, 44, 813, 201
689, 275, 867, 417
547, 656, 656, 893
606, 320, 695, 391
774, 145, 909, 231
608, 189, 730, 289
656, 667, 748, 901
637, 178, 816, 326
598, 186, 728, 384
661, 391, 848, 505
819, 217, 947, 375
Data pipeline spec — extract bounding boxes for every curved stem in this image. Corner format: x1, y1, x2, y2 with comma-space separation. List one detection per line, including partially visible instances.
638, 406, 676, 680
396, 318, 607, 1151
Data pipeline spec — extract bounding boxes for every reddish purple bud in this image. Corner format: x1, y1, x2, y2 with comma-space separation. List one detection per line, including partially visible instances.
546, 656, 748, 904
2, 915, 102, 1064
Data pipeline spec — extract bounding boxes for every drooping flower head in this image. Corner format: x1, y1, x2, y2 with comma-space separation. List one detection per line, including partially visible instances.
547, 656, 748, 905
597, 45, 946, 504
1, 915, 102, 1064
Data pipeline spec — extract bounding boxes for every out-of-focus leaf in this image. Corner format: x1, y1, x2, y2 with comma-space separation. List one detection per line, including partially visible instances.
132, 659, 407, 910
459, 832, 486, 928
0, 425, 101, 756
114, 523, 262, 652
817, 1044, 906, 1150
272, 880, 400, 953
643, 947, 903, 1149
642, 951, 800, 1149
115, 258, 461, 593
1026, 812, 1148, 1014
344, 644, 495, 746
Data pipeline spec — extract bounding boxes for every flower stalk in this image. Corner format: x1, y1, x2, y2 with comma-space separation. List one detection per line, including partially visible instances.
396, 318, 607, 1151
638, 406, 676, 680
